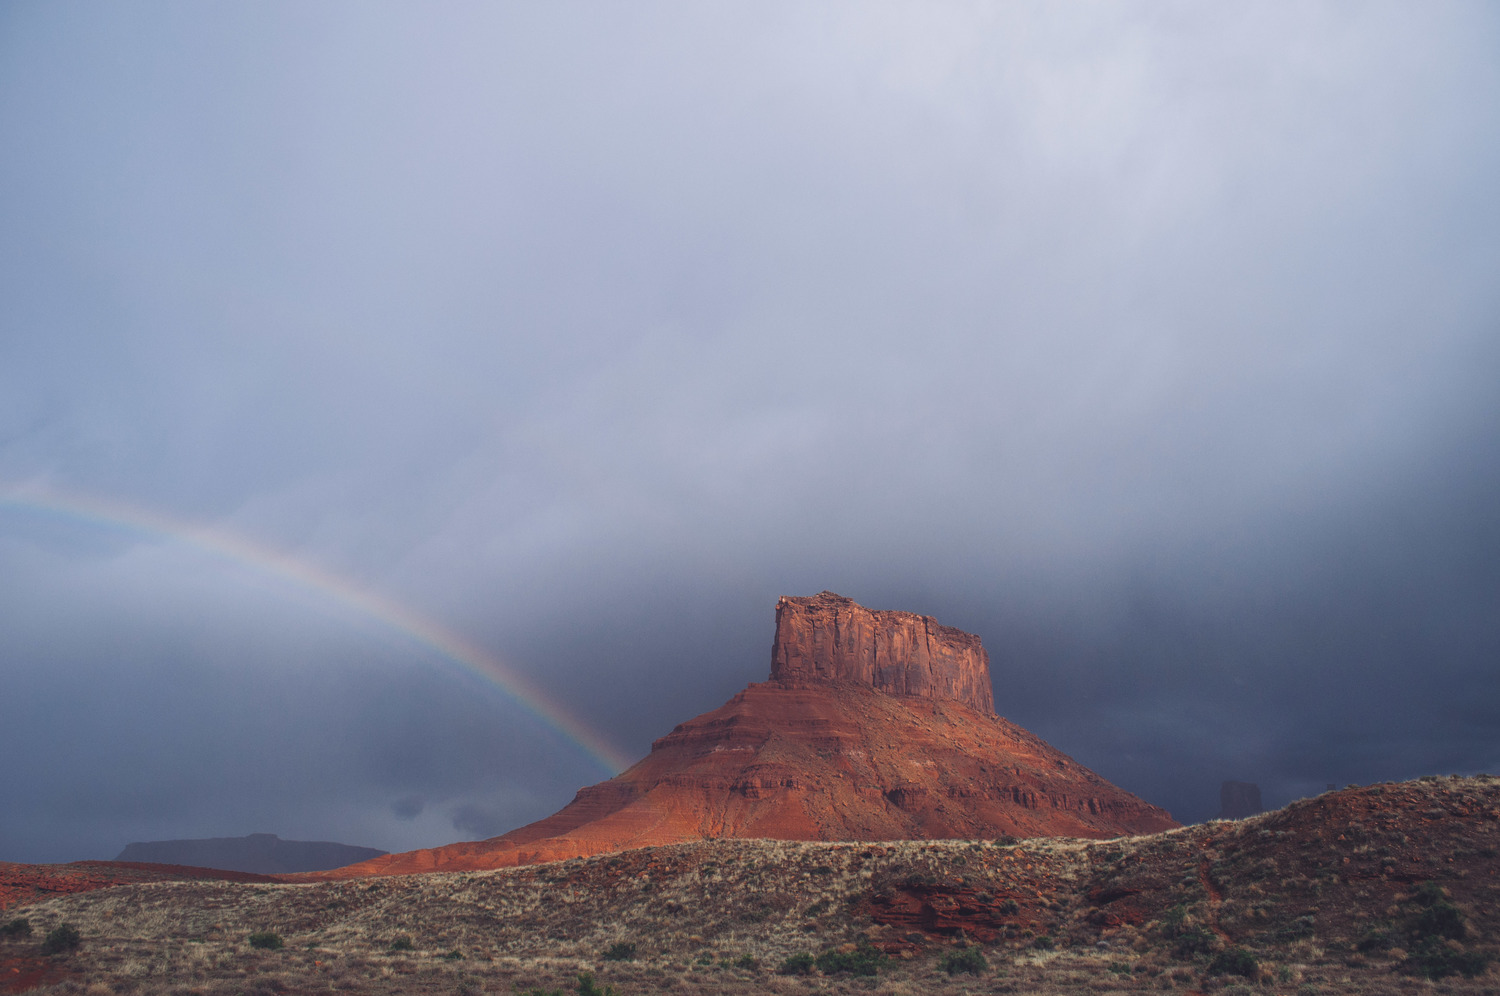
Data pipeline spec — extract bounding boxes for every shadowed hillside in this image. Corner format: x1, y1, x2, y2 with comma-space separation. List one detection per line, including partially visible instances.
3, 776, 1495, 994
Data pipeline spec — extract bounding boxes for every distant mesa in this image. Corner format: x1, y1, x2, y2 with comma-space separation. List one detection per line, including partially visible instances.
1218, 780, 1264, 820
318, 592, 1178, 877
115, 833, 386, 874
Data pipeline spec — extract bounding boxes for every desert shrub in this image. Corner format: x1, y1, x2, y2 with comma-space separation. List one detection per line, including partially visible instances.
1412, 881, 1446, 904
804, 899, 829, 917
1388, 879, 1473, 971
1273, 915, 1316, 942
1172, 927, 1216, 959
1410, 899, 1466, 941
517, 989, 563, 996
777, 952, 815, 975
816, 941, 888, 976
733, 954, 756, 969
1031, 935, 1055, 951
0, 917, 31, 939
41, 923, 80, 955
602, 941, 636, 961
387, 934, 415, 952
1402, 937, 1493, 979
1357, 926, 1397, 952
247, 931, 283, 950
999, 898, 1020, 915
1208, 947, 1258, 978
938, 944, 987, 975
441, 949, 464, 960
576, 972, 618, 996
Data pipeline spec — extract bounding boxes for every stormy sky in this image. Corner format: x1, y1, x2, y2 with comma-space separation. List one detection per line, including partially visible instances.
2, 3, 1498, 863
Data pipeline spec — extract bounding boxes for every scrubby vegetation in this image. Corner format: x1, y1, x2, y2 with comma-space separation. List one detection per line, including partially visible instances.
1406, 937, 1494, 980
1207, 946, 1258, 977
814, 939, 887, 976
777, 951, 815, 975
938, 943, 987, 974
601, 940, 636, 961
40, 922, 80, 954
0, 777, 1494, 994
574, 971, 617, 996
1394, 881, 1495, 979
247, 930, 283, 949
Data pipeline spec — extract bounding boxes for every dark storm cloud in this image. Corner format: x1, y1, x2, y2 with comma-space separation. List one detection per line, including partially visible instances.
450, 803, 518, 841
1, 3, 1498, 859
391, 798, 424, 822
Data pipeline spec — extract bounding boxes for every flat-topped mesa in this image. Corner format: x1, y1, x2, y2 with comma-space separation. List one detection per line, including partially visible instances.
770, 591, 995, 716
314, 591, 1175, 876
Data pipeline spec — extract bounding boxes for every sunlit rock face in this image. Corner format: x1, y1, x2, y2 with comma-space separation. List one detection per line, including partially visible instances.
770, 591, 995, 715
315, 594, 1177, 878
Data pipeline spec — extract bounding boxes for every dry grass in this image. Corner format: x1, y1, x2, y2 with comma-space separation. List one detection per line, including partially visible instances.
3, 776, 1498, 994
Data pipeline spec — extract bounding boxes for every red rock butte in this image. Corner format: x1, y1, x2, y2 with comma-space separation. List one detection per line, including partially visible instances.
318, 592, 1177, 878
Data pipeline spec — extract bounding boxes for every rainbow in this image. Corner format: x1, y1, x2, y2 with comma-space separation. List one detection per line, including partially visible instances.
0, 481, 634, 776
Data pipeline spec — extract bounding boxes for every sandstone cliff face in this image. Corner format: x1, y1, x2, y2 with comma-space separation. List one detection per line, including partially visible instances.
771, 591, 995, 715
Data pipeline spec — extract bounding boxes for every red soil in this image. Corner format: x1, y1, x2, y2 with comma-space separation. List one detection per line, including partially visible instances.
0, 954, 69, 995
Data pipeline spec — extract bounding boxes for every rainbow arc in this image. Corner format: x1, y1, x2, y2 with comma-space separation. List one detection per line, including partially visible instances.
0, 482, 633, 776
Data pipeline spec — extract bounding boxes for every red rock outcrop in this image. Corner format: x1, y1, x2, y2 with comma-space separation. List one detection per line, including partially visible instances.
771, 591, 995, 714
315, 594, 1177, 878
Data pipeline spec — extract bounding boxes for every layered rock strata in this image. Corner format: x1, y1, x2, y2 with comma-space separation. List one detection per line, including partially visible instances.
771, 591, 994, 714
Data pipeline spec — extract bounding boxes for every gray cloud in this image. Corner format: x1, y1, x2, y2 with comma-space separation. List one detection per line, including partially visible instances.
1, 3, 1497, 859
450, 803, 517, 842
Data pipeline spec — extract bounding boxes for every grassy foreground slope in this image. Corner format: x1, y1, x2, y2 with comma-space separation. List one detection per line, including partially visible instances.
2, 776, 1497, 994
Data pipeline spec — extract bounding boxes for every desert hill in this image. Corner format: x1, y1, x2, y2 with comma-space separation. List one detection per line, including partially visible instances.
4, 777, 1497, 994
116, 832, 386, 874
328, 592, 1176, 876
0, 860, 275, 914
